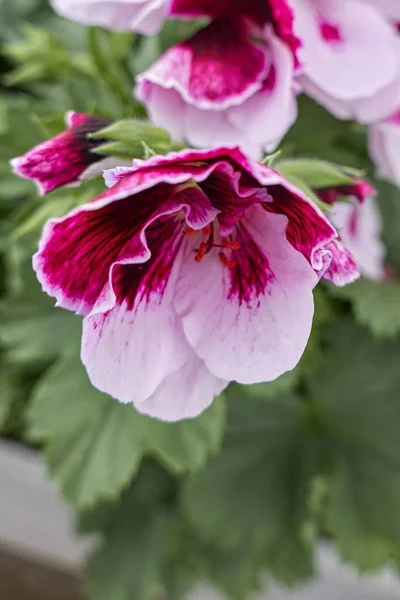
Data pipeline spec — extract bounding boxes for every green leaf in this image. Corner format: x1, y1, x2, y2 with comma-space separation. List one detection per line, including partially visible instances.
0, 258, 82, 364
140, 397, 226, 474
0, 364, 19, 428
276, 159, 357, 189
30, 356, 145, 508
93, 119, 172, 159
242, 370, 300, 400
332, 278, 400, 339
85, 485, 174, 600
28, 353, 226, 508
183, 388, 320, 583
310, 319, 400, 570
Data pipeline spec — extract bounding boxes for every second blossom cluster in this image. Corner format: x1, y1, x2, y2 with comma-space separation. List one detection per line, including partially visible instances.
52, 0, 400, 180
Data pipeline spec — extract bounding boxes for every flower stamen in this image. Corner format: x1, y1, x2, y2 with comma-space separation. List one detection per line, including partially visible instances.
222, 240, 241, 250
195, 242, 208, 262
184, 227, 199, 236
218, 251, 237, 269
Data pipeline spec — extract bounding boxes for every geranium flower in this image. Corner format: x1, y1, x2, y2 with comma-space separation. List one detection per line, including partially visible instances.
11, 112, 113, 195
135, 16, 299, 158
33, 147, 349, 422
291, 0, 400, 123
316, 179, 385, 282
50, 0, 170, 34
170, 0, 302, 65
369, 110, 400, 188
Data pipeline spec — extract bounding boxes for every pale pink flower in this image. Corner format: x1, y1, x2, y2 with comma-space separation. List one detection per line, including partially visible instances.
33, 147, 351, 421
10, 112, 114, 195
50, 0, 170, 34
291, 0, 400, 123
135, 16, 299, 158
369, 111, 400, 188
316, 179, 385, 281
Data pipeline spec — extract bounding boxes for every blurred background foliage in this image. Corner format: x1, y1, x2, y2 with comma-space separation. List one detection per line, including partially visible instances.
1, 2, 400, 599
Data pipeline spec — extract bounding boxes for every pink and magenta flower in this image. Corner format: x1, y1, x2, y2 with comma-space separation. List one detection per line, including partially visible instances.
369, 110, 400, 188
11, 112, 113, 195
33, 147, 349, 421
170, 0, 302, 65
316, 179, 385, 282
291, 0, 400, 123
135, 16, 298, 158
50, 0, 170, 34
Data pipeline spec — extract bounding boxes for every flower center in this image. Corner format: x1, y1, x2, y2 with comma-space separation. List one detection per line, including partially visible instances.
184, 224, 241, 268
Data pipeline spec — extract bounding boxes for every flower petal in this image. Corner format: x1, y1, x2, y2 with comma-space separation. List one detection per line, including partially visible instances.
10, 113, 110, 195
81, 224, 193, 406
174, 206, 318, 384
329, 198, 386, 281
135, 17, 269, 110
293, 0, 399, 102
136, 353, 227, 422
368, 116, 400, 187
262, 179, 337, 273
33, 179, 218, 315
51, 0, 168, 34
170, 0, 270, 25
228, 28, 297, 152
170, 0, 301, 65
361, 0, 400, 21
322, 239, 360, 286
298, 62, 400, 124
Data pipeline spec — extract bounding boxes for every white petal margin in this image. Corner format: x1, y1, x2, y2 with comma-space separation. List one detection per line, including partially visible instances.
136, 353, 228, 422
174, 206, 318, 384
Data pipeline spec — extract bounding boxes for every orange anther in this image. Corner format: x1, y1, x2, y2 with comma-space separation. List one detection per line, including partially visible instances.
184, 227, 199, 236
202, 224, 212, 236
195, 242, 208, 263
223, 240, 241, 251
218, 252, 237, 269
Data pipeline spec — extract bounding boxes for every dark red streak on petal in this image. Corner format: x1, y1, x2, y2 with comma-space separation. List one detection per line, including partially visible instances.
40, 184, 177, 311
228, 224, 275, 306
112, 217, 183, 310
264, 185, 334, 263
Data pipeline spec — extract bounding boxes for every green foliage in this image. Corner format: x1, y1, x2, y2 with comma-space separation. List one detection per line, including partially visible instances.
332, 278, 400, 339
28, 350, 226, 508
92, 119, 173, 159
183, 388, 320, 584
309, 319, 400, 570
0, 258, 82, 363
276, 158, 359, 189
